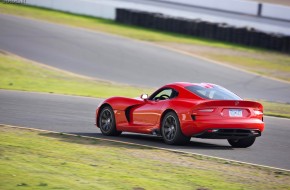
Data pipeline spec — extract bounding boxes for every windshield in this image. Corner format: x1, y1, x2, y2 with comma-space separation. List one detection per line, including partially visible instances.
185, 85, 242, 100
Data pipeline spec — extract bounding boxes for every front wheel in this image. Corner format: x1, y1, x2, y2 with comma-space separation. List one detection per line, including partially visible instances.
98, 106, 122, 136
161, 112, 191, 145
228, 137, 256, 148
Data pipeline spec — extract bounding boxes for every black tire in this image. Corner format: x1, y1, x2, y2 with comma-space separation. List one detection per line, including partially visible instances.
161, 111, 191, 145
228, 137, 256, 148
98, 106, 122, 136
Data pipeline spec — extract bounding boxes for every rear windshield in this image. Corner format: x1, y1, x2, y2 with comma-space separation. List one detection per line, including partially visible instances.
185, 85, 242, 100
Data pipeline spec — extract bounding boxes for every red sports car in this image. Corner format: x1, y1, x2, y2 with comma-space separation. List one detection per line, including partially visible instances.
95, 82, 264, 148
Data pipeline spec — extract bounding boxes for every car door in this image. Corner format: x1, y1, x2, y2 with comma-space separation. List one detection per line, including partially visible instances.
132, 88, 176, 126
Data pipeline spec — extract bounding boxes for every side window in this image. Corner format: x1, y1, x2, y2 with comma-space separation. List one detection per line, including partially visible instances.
150, 88, 178, 101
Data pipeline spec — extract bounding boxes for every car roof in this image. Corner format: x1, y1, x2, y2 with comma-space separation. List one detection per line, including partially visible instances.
166, 82, 217, 88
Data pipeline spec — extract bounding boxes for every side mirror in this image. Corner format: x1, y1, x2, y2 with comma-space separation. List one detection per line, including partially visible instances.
140, 94, 148, 100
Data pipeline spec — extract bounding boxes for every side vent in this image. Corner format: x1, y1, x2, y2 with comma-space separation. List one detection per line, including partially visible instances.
125, 106, 133, 123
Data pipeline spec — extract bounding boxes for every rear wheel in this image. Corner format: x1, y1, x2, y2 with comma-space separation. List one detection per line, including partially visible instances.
228, 137, 256, 148
99, 106, 122, 136
161, 112, 191, 145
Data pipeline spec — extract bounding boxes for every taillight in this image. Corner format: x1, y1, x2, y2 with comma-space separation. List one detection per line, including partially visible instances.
198, 108, 215, 113
193, 108, 215, 116
254, 110, 263, 115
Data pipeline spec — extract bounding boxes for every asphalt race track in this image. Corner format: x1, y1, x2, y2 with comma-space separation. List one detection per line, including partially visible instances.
0, 14, 290, 103
0, 14, 290, 170
0, 90, 290, 170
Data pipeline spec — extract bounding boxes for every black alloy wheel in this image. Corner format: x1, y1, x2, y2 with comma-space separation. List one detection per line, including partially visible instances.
161, 111, 190, 145
99, 106, 122, 136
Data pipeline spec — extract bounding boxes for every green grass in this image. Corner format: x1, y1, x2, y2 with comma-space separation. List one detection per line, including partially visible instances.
260, 101, 290, 118
0, 3, 290, 82
0, 51, 153, 98
1, 126, 290, 190
1, 51, 290, 118
208, 54, 290, 82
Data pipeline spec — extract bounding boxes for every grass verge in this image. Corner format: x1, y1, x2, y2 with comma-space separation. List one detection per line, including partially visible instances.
0, 51, 290, 118
1, 125, 290, 190
0, 51, 153, 98
0, 3, 290, 82
259, 101, 290, 118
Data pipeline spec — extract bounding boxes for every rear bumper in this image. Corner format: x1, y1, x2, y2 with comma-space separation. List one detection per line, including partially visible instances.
193, 128, 261, 139
180, 118, 264, 138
